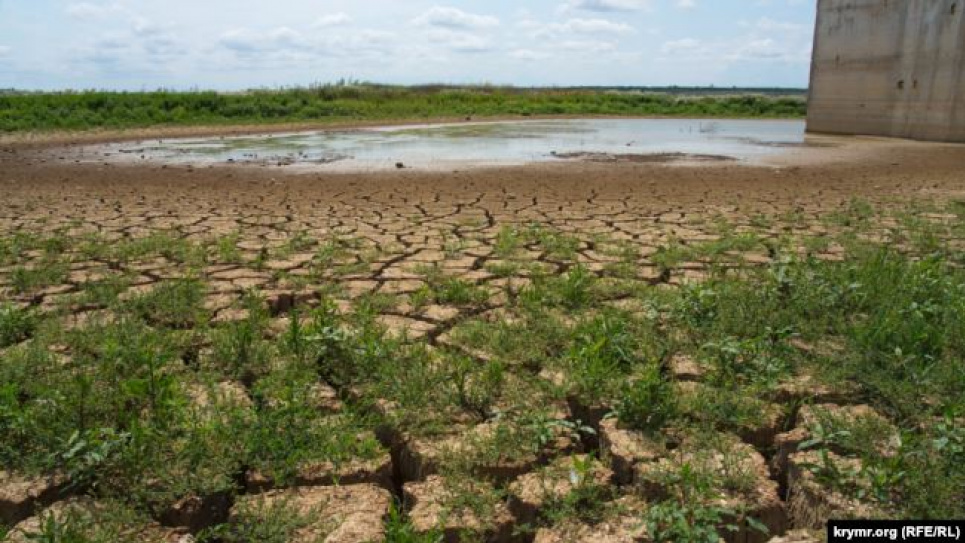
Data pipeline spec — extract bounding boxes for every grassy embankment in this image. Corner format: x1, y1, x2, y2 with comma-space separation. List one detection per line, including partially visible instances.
0, 199, 962, 541
0, 85, 806, 133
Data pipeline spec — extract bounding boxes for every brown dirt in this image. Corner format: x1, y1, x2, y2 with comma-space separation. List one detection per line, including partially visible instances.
550, 151, 737, 163
4, 135, 963, 232
403, 475, 516, 542
229, 484, 392, 543
0, 472, 66, 526
2, 131, 964, 540
5, 498, 189, 543
3, 133, 964, 338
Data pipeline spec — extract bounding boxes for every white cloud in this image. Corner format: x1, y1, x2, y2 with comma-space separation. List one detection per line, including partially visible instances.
12, 0, 815, 89
526, 17, 635, 37
343, 30, 395, 47
426, 29, 492, 53
215, 25, 400, 63
753, 17, 808, 32
509, 48, 551, 61
733, 38, 784, 59
313, 13, 352, 28
132, 17, 164, 37
659, 33, 809, 63
413, 6, 500, 30
72, 13, 187, 74
323, 29, 398, 57
66, 2, 120, 20
558, 39, 617, 53
660, 38, 701, 54
141, 34, 184, 56
562, 0, 652, 13
219, 27, 310, 54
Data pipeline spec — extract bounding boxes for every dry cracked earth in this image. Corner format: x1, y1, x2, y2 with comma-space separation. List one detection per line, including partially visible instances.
4, 139, 964, 335
1, 134, 964, 543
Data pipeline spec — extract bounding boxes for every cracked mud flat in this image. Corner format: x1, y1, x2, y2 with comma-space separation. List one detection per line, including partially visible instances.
1, 131, 964, 542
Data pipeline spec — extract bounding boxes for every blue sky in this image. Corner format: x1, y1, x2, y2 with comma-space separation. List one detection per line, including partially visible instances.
0, 0, 816, 90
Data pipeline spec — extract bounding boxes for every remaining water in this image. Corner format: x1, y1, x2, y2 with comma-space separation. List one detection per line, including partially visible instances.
93, 119, 810, 170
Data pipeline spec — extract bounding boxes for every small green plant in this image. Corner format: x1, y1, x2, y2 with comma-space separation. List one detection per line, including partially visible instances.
214, 231, 243, 264
22, 510, 91, 543
796, 447, 863, 497
206, 497, 316, 543
484, 261, 522, 278
78, 275, 131, 308
447, 356, 505, 420
209, 317, 272, 385
124, 279, 207, 329
644, 462, 767, 543
415, 266, 489, 307
385, 501, 444, 543
556, 265, 594, 309
615, 364, 677, 433
0, 303, 36, 348
541, 456, 612, 526
566, 313, 645, 401
522, 413, 595, 454
494, 226, 522, 258
11, 261, 68, 294
286, 230, 315, 253
527, 225, 581, 261
645, 499, 738, 543
51, 428, 131, 491
651, 240, 689, 279
700, 334, 792, 389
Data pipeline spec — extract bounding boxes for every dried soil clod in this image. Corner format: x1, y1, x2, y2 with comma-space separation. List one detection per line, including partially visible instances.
0, 471, 67, 526
668, 353, 706, 382
159, 492, 232, 533
5, 498, 191, 543
772, 403, 899, 485
230, 484, 391, 543
773, 372, 857, 405
785, 450, 888, 530
403, 475, 516, 543
398, 415, 576, 484
765, 529, 823, 543
598, 418, 665, 486
244, 452, 394, 493
633, 433, 787, 543
532, 495, 651, 543
508, 454, 613, 527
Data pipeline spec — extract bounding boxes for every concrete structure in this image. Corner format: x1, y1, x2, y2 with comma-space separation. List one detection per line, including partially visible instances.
807, 0, 965, 142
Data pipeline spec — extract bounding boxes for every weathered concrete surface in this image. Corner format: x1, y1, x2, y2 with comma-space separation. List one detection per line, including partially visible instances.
807, 0, 965, 142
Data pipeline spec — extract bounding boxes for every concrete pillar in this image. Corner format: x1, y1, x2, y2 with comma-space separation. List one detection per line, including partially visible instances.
807, 0, 965, 142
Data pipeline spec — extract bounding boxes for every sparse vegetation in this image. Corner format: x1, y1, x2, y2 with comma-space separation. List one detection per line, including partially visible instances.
1, 191, 963, 540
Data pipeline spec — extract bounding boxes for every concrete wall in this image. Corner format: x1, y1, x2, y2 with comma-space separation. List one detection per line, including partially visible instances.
807, 0, 965, 142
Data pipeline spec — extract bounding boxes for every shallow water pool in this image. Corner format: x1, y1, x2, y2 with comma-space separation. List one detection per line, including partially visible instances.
91, 118, 811, 170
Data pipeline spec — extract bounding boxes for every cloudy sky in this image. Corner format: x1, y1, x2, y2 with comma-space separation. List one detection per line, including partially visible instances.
0, 0, 816, 90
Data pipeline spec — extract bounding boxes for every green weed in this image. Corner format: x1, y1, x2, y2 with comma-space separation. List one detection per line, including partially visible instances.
0, 303, 36, 347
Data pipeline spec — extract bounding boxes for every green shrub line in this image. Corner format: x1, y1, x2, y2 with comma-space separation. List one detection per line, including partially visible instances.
0, 85, 806, 133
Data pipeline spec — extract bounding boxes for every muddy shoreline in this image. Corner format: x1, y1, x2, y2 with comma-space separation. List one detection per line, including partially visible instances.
1, 114, 808, 149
